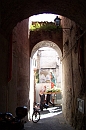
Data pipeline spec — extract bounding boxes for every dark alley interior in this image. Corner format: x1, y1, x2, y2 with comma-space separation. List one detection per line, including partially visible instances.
0, 1, 86, 130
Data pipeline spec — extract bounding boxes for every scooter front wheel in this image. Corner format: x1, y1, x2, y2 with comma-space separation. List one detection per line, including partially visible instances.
32, 111, 40, 123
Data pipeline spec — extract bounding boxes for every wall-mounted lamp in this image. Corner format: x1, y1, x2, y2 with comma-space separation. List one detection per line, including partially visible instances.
54, 16, 72, 35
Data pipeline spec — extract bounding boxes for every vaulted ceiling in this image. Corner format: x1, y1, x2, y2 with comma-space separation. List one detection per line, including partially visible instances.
1, 0, 86, 38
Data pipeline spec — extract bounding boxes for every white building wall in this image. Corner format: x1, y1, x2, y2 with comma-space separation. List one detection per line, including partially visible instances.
40, 48, 57, 68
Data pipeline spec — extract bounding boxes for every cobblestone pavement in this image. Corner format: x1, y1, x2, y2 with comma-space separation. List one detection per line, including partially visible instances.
24, 105, 75, 130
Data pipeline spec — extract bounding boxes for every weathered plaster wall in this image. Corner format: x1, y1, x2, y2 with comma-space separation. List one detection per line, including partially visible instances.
62, 17, 85, 130
8, 18, 30, 115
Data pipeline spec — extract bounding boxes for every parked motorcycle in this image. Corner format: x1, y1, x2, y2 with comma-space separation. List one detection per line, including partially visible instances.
0, 106, 28, 130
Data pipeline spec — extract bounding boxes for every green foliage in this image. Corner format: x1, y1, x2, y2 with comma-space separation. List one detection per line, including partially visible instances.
30, 22, 62, 31
30, 22, 41, 31
39, 23, 57, 31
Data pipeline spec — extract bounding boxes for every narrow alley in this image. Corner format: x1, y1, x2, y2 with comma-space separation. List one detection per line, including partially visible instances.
25, 105, 74, 130
1, 1, 86, 130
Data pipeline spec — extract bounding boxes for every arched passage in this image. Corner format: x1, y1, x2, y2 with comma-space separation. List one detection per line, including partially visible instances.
29, 40, 62, 119
1, 2, 86, 129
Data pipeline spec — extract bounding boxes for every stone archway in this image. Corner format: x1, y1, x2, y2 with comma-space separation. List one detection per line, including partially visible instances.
29, 40, 62, 119
31, 40, 62, 59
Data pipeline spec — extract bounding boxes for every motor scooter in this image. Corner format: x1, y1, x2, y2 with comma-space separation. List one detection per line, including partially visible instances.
0, 106, 28, 130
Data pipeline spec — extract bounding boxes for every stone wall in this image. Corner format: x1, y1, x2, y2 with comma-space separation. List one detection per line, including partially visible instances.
62, 17, 86, 130
8, 18, 30, 116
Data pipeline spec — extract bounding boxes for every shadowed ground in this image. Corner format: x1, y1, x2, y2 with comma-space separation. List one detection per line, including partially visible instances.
24, 105, 74, 130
